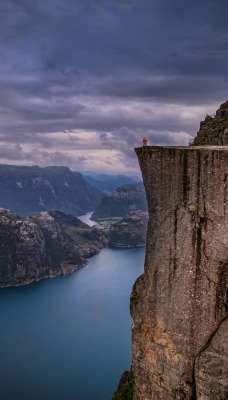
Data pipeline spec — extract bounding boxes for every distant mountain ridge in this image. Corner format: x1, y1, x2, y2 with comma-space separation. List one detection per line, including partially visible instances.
109, 210, 148, 248
92, 182, 147, 220
0, 164, 102, 216
82, 173, 141, 194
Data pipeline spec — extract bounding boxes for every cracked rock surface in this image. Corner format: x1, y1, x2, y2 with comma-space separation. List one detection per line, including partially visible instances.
131, 146, 228, 400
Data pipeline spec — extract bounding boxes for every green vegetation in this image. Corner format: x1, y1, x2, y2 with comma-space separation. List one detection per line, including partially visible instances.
41, 231, 66, 268
64, 226, 79, 236
202, 117, 228, 127
191, 112, 228, 146
191, 137, 219, 146
204, 113, 215, 121
112, 377, 135, 400
41, 229, 82, 270
94, 217, 122, 224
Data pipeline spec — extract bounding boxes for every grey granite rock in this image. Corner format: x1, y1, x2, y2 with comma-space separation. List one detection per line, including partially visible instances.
195, 316, 228, 399
131, 146, 228, 400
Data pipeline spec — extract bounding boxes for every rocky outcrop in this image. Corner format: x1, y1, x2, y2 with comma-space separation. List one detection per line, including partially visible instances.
0, 164, 102, 216
109, 210, 148, 248
0, 208, 47, 287
112, 370, 135, 400
0, 208, 107, 287
37, 210, 109, 259
192, 100, 228, 146
131, 146, 228, 399
92, 183, 147, 221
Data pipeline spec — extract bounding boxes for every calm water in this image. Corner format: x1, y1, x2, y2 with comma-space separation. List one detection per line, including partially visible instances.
0, 247, 145, 400
78, 211, 97, 226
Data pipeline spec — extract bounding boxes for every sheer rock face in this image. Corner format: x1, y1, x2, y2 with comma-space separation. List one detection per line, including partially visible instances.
0, 208, 107, 287
193, 100, 228, 146
131, 146, 228, 400
195, 317, 228, 399
0, 208, 47, 286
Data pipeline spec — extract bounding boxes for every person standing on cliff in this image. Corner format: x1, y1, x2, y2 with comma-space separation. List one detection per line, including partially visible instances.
143, 137, 147, 146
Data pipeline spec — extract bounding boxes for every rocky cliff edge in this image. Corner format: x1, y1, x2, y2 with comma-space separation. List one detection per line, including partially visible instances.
131, 146, 228, 399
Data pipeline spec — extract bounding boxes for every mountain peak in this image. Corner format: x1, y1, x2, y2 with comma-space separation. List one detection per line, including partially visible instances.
192, 100, 228, 146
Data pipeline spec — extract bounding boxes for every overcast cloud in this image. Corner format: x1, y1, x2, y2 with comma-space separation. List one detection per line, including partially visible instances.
0, 0, 228, 174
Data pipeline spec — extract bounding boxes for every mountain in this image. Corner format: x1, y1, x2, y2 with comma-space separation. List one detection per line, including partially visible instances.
91, 182, 147, 221
82, 173, 141, 194
0, 208, 108, 287
192, 99, 228, 145
109, 210, 148, 248
0, 205, 148, 287
0, 164, 102, 216
92, 173, 141, 182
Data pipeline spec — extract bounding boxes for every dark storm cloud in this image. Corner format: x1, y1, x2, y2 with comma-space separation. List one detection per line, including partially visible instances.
98, 74, 227, 105
0, 0, 228, 170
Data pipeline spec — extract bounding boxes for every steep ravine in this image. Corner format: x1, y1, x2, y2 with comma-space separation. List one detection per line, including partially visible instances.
130, 146, 228, 400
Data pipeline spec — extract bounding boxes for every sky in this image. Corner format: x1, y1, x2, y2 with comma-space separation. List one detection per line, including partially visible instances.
0, 0, 228, 175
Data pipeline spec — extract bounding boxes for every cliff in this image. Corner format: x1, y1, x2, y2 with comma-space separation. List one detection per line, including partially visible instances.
0, 164, 102, 216
109, 210, 148, 248
131, 146, 228, 399
92, 183, 147, 221
0, 208, 107, 287
192, 100, 228, 146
